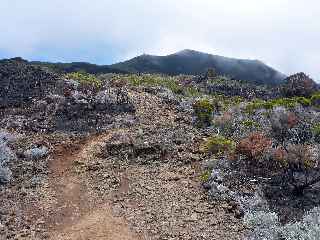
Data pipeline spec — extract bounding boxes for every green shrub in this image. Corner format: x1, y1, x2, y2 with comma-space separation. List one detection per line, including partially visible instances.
245, 98, 300, 114
66, 72, 102, 90
200, 170, 211, 182
126, 74, 183, 94
312, 123, 320, 136
164, 80, 183, 94
241, 120, 260, 128
262, 101, 274, 110
232, 96, 245, 105
271, 98, 297, 109
245, 100, 266, 114
311, 92, 320, 107
184, 86, 201, 97
193, 99, 214, 127
295, 97, 311, 107
127, 75, 143, 86
200, 135, 235, 155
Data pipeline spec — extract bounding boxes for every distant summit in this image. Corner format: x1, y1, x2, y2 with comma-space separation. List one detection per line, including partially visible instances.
111, 50, 286, 85
7, 49, 287, 85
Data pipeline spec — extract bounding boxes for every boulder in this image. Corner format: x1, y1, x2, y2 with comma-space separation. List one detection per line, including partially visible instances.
23, 146, 49, 160
0, 166, 11, 184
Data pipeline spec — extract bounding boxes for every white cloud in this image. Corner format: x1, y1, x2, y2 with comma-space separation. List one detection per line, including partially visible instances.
0, 0, 319, 80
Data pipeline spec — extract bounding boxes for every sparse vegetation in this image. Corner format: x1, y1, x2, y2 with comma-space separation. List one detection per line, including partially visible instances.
245, 207, 320, 240
200, 135, 235, 155
2, 57, 320, 239
65, 72, 102, 91
200, 170, 211, 182
311, 92, 320, 107
193, 99, 214, 127
241, 119, 260, 129
236, 132, 272, 163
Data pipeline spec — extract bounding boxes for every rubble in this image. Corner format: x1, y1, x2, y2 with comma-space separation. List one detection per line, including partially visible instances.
0, 58, 64, 107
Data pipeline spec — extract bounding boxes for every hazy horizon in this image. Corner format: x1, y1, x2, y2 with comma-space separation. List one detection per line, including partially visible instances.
1, 0, 319, 81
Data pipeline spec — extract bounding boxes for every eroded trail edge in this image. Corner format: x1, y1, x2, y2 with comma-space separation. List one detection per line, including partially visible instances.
44, 133, 143, 240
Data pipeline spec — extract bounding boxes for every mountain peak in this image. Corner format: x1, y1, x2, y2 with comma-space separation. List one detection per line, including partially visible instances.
109, 50, 287, 85
175, 49, 204, 56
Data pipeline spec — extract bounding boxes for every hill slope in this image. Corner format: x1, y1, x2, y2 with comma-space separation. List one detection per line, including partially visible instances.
31, 61, 128, 74
111, 49, 286, 85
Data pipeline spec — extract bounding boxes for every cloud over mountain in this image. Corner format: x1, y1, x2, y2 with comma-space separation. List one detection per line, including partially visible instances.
0, 0, 319, 80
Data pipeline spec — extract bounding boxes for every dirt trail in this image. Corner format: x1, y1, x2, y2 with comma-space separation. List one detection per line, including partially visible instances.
45, 133, 142, 240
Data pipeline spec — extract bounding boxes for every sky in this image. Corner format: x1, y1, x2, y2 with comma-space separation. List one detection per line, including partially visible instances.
0, 0, 319, 80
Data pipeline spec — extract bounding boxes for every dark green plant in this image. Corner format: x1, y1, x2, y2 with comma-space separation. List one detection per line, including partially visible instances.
126, 74, 184, 94
200, 135, 235, 155
193, 99, 214, 127
312, 123, 320, 143
295, 97, 311, 107
311, 93, 320, 107
245, 100, 266, 114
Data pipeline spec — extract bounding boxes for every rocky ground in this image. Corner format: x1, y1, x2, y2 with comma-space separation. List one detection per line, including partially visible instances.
3, 59, 320, 240
0, 77, 246, 240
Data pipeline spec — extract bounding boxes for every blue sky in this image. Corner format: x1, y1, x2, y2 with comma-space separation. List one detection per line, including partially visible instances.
1, 0, 319, 80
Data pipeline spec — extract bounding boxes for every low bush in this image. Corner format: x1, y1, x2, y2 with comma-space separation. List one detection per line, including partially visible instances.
311, 92, 320, 107
65, 72, 102, 91
270, 107, 299, 143
295, 97, 312, 107
184, 86, 201, 97
241, 119, 260, 129
312, 123, 320, 143
200, 135, 235, 155
236, 132, 272, 163
245, 100, 266, 114
200, 170, 211, 182
126, 74, 183, 94
193, 99, 214, 127
0, 141, 15, 165
270, 108, 320, 195
245, 207, 320, 240
214, 111, 235, 137
281, 72, 318, 98
245, 97, 310, 114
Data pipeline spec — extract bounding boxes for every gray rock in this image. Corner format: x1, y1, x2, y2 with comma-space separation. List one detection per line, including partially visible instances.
0, 166, 12, 184
95, 90, 115, 104
202, 159, 218, 170
24, 146, 49, 160
209, 169, 224, 183
64, 79, 80, 89
157, 87, 179, 104
209, 181, 232, 201
0, 130, 17, 143
0, 142, 16, 165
